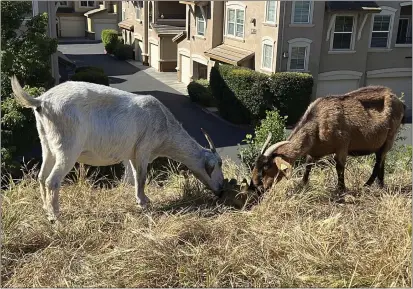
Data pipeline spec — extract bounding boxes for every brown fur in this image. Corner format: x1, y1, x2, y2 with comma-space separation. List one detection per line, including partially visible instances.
251, 85, 406, 192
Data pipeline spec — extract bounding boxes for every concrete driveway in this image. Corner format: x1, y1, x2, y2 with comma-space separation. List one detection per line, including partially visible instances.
58, 42, 252, 162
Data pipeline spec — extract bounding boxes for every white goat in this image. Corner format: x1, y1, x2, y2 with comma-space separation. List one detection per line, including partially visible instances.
10, 76, 224, 222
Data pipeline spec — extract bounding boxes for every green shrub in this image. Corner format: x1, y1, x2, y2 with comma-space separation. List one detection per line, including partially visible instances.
101, 29, 119, 54
269, 72, 313, 126
187, 79, 216, 107
75, 66, 105, 74
113, 43, 133, 60
385, 144, 412, 174
210, 64, 313, 125
1, 86, 45, 173
210, 65, 271, 125
70, 70, 109, 86
238, 109, 287, 169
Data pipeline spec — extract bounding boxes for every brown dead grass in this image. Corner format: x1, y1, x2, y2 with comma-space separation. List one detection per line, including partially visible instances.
1, 154, 412, 287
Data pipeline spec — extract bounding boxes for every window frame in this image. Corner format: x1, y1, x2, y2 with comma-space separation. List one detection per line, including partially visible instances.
135, 2, 142, 21
264, 0, 277, 24
291, 0, 314, 25
225, 2, 246, 39
58, 1, 69, 7
396, 17, 412, 45
330, 14, 357, 51
80, 1, 95, 8
196, 6, 206, 36
287, 38, 312, 72
368, 7, 396, 49
261, 37, 275, 72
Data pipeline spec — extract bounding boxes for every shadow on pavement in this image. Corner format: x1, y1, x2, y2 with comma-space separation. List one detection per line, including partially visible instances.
64, 54, 143, 76
132, 90, 252, 148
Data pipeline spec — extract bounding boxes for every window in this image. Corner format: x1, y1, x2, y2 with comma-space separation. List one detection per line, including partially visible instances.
370, 15, 392, 48
80, 1, 95, 8
265, 1, 276, 24
196, 6, 205, 36
369, 6, 396, 49
287, 38, 312, 71
291, 1, 313, 24
332, 15, 354, 50
396, 18, 412, 44
135, 6, 140, 20
59, 1, 69, 7
226, 6, 244, 38
261, 39, 274, 70
122, 9, 126, 20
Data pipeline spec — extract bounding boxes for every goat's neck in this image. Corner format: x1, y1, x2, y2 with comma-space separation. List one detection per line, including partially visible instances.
279, 129, 312, 161
162, 129, 205, 170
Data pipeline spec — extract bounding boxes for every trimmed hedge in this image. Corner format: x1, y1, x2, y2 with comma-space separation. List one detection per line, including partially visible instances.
114, 43, 134, 60
187, 79, 216, 107
210, 64, 313, 125
102, 29, 119, 54
70, 67, 109, 86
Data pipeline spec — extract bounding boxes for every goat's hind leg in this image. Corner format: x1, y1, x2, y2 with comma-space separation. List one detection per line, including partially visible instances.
38, 145, 55, 211
44, 152, 78, 222
364, 151, 382, 187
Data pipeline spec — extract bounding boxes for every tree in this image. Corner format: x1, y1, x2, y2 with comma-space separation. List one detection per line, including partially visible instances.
1, 1, 58, 173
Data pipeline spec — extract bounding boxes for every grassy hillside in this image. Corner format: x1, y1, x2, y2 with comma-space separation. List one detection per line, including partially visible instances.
2, 148, 412, 287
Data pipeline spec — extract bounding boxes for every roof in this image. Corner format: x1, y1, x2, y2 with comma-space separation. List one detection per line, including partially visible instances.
84, 7, 107, 17
151, 23, 185, 35
326, 1, 381, 12
172, 31, 187, 43
204, 44, 254, 66
118, 19, 134, 31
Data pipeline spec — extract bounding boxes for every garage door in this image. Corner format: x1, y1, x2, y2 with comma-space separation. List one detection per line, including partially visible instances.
180, 54, 191, 84
366, 76, 412, 120
316, 79, 360, 97
94, 23, 118, 41
135, 40, 143, 62
150, 43, 159, 71
60, 17, 85, 38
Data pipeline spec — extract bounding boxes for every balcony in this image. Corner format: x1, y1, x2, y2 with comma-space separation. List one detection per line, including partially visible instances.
156, 1, 185, 26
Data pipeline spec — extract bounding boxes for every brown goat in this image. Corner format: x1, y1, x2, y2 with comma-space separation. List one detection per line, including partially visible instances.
250, 85, 406, 193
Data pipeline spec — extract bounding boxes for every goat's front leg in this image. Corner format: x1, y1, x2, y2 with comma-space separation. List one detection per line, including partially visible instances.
334, 151, 348, 192
129, 158, 151, 208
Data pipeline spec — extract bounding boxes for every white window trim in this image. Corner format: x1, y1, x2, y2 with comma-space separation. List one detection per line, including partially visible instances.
135, 4, 141, 21
368, 6, 396, 50
291, 1, 314, 25
261, 37, 275, 72
400, 2, 412, 7
264, 1, 277, 25
287, 38, 312, 72
329, 14, 357, 52
196, 6, 206, 36
225, 2, 246, 40
122, 9, 126, 21
80, 1, 95, 8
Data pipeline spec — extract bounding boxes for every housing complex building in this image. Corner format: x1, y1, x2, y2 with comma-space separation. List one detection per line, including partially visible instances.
124, 1, 410, 120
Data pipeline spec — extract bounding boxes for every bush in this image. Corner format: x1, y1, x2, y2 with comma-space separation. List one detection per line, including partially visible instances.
113, 43, 133, 60
187, 79, 216, 107
75, 66, 105, 74
210, 64, 313, 125
238, 109, 287, 169
70, 69, 109, 86
269, 72, 313, 126
1, 86, 46, 173
101, 29, 119, 54
210, 65, 271, 125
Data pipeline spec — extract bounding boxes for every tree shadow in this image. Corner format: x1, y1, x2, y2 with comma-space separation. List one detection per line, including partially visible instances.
108, 76, 127, 84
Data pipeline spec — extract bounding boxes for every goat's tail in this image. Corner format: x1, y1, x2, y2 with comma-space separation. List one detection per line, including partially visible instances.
10, 75, 42, 109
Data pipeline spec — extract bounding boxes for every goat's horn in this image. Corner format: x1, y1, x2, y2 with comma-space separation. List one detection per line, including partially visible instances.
263, 141, 291, 157
201, 128, 216, 152
260, 132, 272, 155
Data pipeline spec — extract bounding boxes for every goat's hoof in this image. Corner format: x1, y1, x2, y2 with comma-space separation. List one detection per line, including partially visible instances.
137, 197, 152, 210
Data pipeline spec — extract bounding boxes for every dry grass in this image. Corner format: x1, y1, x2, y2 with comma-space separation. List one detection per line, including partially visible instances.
1, 152, 412, 288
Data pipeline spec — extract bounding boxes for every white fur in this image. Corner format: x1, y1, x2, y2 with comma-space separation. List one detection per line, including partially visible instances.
11, 77, 224, 221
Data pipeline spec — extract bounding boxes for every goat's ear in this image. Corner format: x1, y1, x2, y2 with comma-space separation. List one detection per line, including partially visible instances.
204, 159, 215, 178
274, 157, 292, 179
